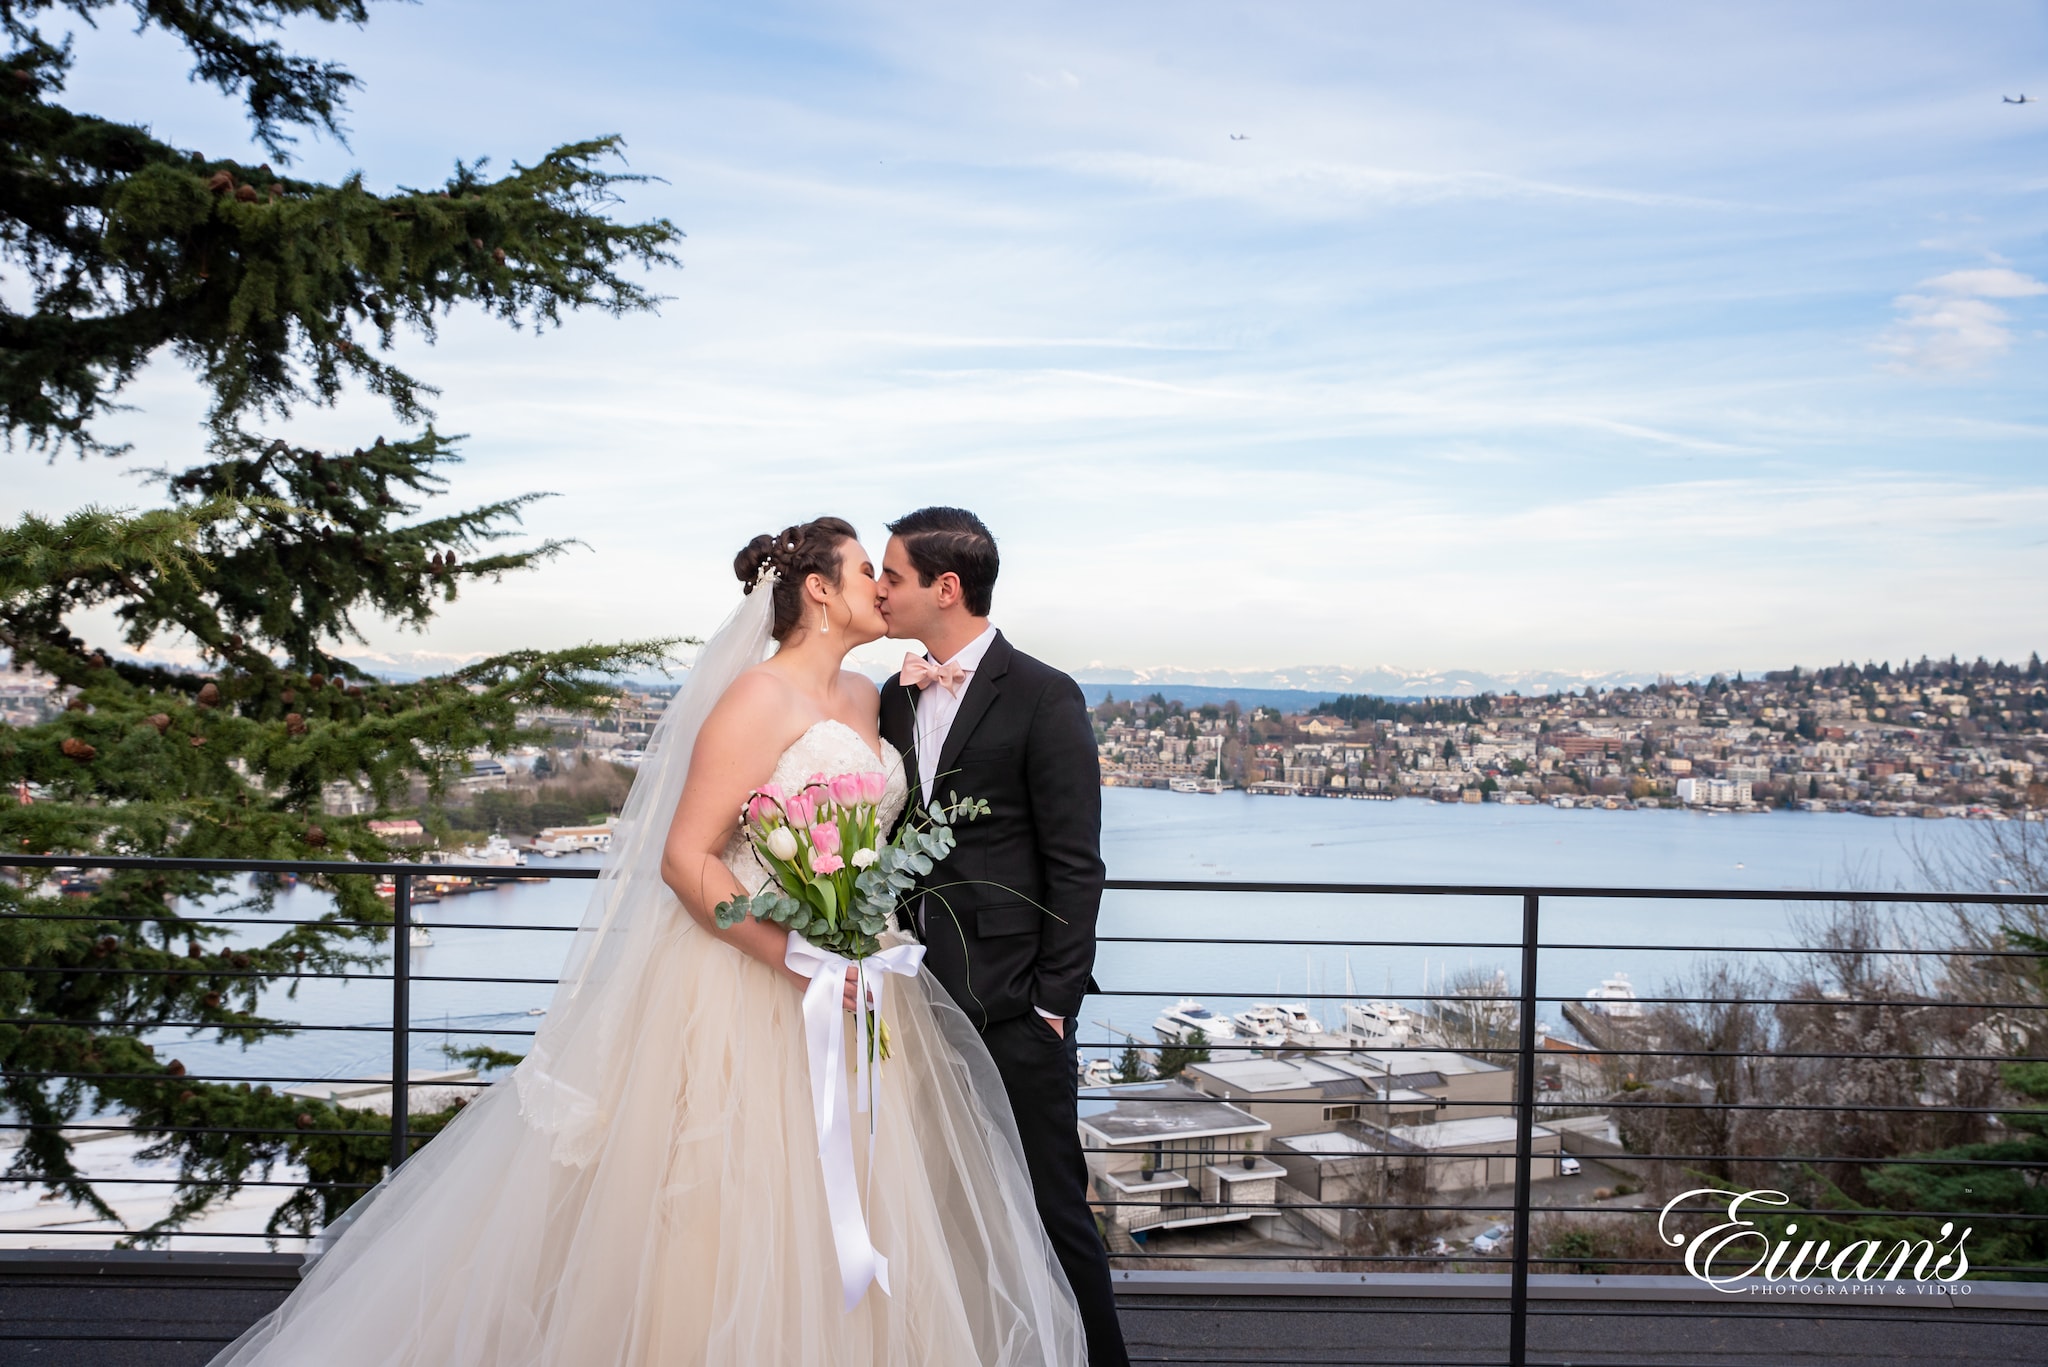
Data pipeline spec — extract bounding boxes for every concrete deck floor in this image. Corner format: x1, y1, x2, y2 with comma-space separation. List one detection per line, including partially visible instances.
3, 1254, 2043, 1366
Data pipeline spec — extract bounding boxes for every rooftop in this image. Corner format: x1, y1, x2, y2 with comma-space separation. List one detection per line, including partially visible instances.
1078, 1079, 1269, 1146
1391, 1115, 1557, 1150
1274, 1129, 1386, 1157
1348, 1046, 1506, 1077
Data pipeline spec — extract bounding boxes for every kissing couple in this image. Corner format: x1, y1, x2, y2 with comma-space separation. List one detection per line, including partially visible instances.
210, 507, 1127, 1367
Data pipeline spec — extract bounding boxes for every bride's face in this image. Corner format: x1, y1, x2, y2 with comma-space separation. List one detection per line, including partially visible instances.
829, 539, 888, 645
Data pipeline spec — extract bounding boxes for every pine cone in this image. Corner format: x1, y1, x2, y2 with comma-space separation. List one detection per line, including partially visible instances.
345, 685, 363, 699
296, 1113, 313, 1129
167, 1059, 187, 1076
330, 675, 346, 690
196, 682, 220, 707
66, 697, 87, 711
206, 170, 233, 194
235, 183, 258, 202
180, 1091, 197, 1105
187, 941, 203, 958
229, 952, 251, 969
492, 246, 506, 265
201, 992, 221, 1009
190, 735, 208, 748
280, 688, 296, 705
309, 673, 327, 690
325, 480, 342, 495
60, 737, 95, 762
147, 713, 170, 733
285, 713, 307, 735
304, 826, 327, 847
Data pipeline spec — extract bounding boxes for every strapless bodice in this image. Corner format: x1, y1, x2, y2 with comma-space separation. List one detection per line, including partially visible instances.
721, 719, 910, 896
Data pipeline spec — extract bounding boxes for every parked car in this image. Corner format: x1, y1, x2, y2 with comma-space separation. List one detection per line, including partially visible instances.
1471, 1225, 1509, 1254
1559, 1155, 1582, 1176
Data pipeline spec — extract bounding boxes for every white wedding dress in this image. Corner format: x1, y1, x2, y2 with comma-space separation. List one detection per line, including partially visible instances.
210, 718, 1087, 1366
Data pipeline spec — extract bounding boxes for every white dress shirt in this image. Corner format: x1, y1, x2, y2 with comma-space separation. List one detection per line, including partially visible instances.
910, 624, 1060, 1025
911, 622, 998, 803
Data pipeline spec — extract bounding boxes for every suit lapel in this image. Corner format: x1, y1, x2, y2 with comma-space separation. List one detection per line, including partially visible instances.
930, 632, 1011, 807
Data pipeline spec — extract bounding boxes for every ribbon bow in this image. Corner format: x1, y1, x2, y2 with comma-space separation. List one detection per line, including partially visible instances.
783, 932, 927, 1312
899, 653, 968, 694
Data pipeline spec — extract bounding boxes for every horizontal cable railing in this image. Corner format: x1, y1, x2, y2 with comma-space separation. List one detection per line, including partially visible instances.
4, 853, 2045, 1366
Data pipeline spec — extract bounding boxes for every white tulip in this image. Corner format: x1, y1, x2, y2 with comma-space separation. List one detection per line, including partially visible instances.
851, 847, 877, 870
765, 825, 800, 863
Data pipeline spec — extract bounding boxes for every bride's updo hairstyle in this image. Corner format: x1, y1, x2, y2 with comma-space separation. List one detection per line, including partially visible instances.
733, 516, 860, 641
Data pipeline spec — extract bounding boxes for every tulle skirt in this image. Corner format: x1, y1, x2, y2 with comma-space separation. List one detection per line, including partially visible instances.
208, 918, 1088, 1366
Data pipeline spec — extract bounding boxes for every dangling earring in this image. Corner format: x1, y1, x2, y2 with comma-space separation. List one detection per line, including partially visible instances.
819, 600, 830, 636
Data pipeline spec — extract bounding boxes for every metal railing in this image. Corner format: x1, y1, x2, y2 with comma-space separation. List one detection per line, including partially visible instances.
4, 854, 2046, 1366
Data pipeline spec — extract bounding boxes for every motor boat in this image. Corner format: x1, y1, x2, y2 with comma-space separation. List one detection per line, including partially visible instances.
459, 834, 527, 870
1229, 1004, 1292, 1050
1276, 1002, 1329, 1048
1234, 1001, 1327, 1049
1583, 971, 1643, 1019
1336, 1000, 1417, 1049
1153, 999, 1239, 1048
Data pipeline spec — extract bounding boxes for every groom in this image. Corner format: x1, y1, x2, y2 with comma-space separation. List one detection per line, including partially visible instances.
875, 507, 1129, 1367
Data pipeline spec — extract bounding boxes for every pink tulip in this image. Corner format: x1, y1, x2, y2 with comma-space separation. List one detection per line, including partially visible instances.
809, 822, 842, 856
829, 773, 864, 806
811, 851, 845, 876
859, 770, 887, 804
807, 772, 828, 787
756, 782, 786, 803
784, 792, 816, 828
745, 794, 780, 825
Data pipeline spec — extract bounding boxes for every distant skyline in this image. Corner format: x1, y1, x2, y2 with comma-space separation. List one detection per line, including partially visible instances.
7, 2, 2046, 679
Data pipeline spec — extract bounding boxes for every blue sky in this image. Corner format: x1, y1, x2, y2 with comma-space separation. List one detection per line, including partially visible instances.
13, 1, 2048, 683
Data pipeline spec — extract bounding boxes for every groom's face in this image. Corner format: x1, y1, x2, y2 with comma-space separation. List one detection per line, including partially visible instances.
877, 536, 939, 641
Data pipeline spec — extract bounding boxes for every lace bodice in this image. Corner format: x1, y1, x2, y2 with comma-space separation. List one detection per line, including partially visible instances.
721, 719, 910, 896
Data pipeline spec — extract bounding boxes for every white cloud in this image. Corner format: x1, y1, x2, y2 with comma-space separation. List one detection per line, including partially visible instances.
1878, 266, 2047, 372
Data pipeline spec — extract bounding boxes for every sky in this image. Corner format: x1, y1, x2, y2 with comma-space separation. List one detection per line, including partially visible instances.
9, 1, 2047, 686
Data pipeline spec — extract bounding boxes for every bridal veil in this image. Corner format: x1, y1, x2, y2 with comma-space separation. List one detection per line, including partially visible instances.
206, 575, 1088, 1366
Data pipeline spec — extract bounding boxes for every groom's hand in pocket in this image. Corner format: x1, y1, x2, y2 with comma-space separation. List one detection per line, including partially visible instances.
1039, 1013, 1064, 1039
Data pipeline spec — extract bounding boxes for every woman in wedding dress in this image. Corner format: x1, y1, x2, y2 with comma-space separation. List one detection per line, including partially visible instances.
210, 517, 1087, 1366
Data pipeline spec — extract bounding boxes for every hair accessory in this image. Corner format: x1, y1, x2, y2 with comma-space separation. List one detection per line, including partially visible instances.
754, 562, 778, 586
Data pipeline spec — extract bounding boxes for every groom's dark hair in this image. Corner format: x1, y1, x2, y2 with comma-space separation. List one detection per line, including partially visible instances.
887, 507, 998, 617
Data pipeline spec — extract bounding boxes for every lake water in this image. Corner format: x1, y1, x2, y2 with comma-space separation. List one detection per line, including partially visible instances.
153, 791, 1991, 1085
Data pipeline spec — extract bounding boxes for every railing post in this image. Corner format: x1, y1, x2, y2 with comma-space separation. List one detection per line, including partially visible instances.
1507, 891, 1540, 1367
389, 872, 411, 1172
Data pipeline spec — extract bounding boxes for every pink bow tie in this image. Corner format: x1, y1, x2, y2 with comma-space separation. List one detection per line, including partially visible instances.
900, 654, 968, 693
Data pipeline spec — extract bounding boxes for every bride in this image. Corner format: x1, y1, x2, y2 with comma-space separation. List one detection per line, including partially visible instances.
210, 517, 1088, 1365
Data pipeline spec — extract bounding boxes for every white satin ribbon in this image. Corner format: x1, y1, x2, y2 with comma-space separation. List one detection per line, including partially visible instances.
783, 931, 926, 1313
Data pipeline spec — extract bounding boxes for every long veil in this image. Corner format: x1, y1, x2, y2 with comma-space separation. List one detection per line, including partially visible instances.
513, 574, 775, 1165
210, 569, 1087, 1367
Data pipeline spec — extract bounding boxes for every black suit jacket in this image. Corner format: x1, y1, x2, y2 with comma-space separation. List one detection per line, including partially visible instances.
879, 631, 1105, 1029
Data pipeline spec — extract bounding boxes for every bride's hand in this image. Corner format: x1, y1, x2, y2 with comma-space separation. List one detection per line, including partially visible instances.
784, 963, 867, 1011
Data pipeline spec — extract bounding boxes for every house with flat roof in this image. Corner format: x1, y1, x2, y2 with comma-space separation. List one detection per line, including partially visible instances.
1181, 1047, 1512, 1140
1385, 1114, 1565, 1191
1077, 1080, 1286, 1239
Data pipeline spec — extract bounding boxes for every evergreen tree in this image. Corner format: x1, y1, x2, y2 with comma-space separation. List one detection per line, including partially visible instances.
1155, 1028, 1210, 1080
1, 2, 680, 1241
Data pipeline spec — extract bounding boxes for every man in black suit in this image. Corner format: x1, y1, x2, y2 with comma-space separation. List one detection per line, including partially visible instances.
875, 507, 1128, 1367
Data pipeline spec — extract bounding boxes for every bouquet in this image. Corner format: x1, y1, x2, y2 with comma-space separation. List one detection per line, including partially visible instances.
714, 770, 988, 963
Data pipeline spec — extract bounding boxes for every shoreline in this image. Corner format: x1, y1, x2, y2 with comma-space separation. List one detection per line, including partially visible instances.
1102, 781, 2039, 822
